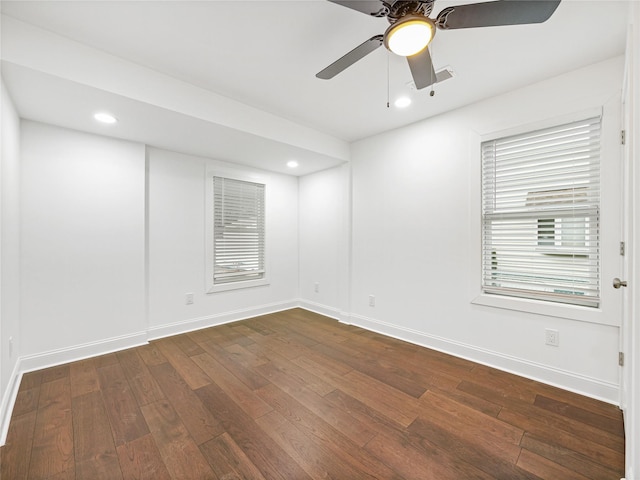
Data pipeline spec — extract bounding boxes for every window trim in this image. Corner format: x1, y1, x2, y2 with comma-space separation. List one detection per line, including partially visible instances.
205, 169, 269, 294
467, 107, 621, 325
480, 115, 602, 308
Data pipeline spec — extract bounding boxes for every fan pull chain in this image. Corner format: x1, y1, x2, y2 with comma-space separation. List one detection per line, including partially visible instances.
386, 53, 390, 108
430, 44, 435, 97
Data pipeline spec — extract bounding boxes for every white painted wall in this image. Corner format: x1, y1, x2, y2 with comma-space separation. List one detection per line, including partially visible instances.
19, 121, 147, 363
147, 147, 299, 338
0, 78, 21, 431
298, 165, 349, 318
299, 56, 626, 403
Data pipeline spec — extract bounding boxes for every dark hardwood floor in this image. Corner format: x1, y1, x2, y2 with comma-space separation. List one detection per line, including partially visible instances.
0, 308, 625, 479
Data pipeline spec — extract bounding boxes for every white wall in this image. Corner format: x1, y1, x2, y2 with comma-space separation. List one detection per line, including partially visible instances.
147, 147, 299, 338
299, 56, 626, 403
19, 121, 147, 364
298, 165, 349, 318
0, 78, 21, 436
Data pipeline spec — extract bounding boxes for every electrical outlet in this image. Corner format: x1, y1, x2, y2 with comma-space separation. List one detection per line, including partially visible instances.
314, 282, 319, 293
185, 293, 194, 305
369, 295, 375, 307
545, 329, 559, 347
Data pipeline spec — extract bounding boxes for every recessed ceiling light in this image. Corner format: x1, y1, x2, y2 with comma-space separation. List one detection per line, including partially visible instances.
394, 97, 412, 108
287, 160, 299, 168
94, 112, 118, 124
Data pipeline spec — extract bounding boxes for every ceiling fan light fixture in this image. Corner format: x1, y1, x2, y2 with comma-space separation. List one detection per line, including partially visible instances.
384, 16, 435, 57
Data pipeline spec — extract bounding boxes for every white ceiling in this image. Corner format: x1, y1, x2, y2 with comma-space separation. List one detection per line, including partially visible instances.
0, 0, 629, 175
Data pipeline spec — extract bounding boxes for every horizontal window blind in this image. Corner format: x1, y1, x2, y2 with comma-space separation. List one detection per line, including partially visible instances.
213, 176, 265, 285
481, 117, 601, 307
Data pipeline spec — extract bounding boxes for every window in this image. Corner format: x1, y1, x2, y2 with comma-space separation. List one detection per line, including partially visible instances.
481, 117, 601, 307
211, 176, 266, 288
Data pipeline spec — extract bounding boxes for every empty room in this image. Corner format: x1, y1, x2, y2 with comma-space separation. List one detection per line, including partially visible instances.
1, 1, 639, 478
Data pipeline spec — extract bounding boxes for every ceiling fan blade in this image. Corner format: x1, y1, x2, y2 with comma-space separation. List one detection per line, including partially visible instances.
316, 35, 384, 80
436, 0, 561, 30
406, 47, 437, 90
327, 0, 388, 17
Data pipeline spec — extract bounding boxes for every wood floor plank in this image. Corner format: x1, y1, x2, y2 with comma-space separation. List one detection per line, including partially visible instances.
290, 345, 354, 376
116, 349, 166, 406
195, 382, 312, 480
137, 343, 168, 367
140, 400, 217, 479
533, 394, 625, 438
69, 358, 100, 399
498, 393, 624, 452
252, 347, 335, 397
343, 370, 420, 427
94, 352, 120, 368
191, 352, 273, 419
312, 341, 429, 398
223, 343, 269, 369
155, 338, 212, 390
323, 388, 405, 436
271, 309, 351, 344
240, 314, 278, 336
72, 391, 122, 479
255, 409, 377, 480
40, 365, 70, 385
97, 363, 149, 446
1, 410, 38, 479
407, 416, 537, 479
199, 432, 267, 480
171, 333, 206, 357
197, 338, 270, 391
365, 428, 495, 480
419, 389, 524, 454
534, 384, 624, 421
28, 378, 75, 480
293, 353, 421, 427
256, 382, 401, 479
11, 385, 41, 418
517, 448, 592, 480
148, 361, 224, 445
462, 365, 540, 403
19, 371, 43, 391
429, 383, 502, 418
498, 407, 624, 472
116, 433, 172, 480
520, 433, 624, 480
256, 362, 376, 447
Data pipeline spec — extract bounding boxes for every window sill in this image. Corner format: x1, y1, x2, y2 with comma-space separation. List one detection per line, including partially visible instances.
471, 293, 618, 326
207, 278, 269, 294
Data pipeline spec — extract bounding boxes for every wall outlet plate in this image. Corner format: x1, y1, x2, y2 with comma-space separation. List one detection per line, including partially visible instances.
545, 328, 559, 347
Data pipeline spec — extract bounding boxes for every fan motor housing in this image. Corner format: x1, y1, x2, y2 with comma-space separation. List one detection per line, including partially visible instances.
385, 0, 434, 23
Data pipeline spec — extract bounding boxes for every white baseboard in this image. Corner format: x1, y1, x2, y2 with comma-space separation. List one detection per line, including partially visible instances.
0, 359, 23, 446
346, 312, 620, 405
297, 300, 341, 320
147, 300, 299, 341
18, 331, 149, 376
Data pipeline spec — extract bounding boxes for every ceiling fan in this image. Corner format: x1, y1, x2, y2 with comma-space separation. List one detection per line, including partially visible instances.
316, 0, 561, 89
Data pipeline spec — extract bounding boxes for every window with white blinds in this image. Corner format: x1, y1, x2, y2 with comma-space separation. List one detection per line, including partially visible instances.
213, 176, 265, 286
481, 117, 601, 307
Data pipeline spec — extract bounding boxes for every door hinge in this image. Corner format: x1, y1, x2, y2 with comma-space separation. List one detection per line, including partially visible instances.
619, 351, 624, 366
620, 241, 626, 256
621, 130, 626, 145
